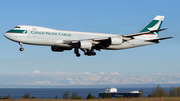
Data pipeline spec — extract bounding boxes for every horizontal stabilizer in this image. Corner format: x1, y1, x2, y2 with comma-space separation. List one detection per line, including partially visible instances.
145, 37, 174, 42
123, 28, 167, 37
149, 28, 167, 33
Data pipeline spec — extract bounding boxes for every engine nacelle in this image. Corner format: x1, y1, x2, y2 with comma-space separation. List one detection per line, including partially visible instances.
78, 41, 92, 49
108, 36, 123, 45
51, 46, 72, 52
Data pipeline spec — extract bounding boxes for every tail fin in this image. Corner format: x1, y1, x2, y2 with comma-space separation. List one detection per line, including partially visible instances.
138, 15, 164, 35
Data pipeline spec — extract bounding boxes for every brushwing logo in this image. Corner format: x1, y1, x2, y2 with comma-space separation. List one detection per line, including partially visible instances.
23, 30, 27, 34
148, 19, 162, 35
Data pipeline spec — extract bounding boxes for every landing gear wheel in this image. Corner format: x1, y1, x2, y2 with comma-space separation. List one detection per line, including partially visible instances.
84, 52, 88, 55
92, 52, 96, 55
83, 49, 96, 56
19, 42, 24, 51
19, 48, 24, 51
74, 48, 81, 57
76, 54, 81, 57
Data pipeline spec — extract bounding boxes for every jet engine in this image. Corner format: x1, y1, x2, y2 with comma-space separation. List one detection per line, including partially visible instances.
51, 46, 72, 52
108, 36, 123, 45
78, 41, 92, 49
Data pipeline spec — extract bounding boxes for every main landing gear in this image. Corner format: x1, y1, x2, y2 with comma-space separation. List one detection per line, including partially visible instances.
19, 42, 24, 51
74, 48, 81, 57
74, 48, 96, 57
84, 49, 96, 56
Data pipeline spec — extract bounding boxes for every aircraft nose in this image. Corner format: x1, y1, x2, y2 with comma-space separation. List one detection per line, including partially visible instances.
4, 32, 18, 41
4, 32, 8, 38
4, 32, 11, 39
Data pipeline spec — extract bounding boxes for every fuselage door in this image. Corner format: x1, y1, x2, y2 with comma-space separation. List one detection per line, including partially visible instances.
25, 30, 31, 38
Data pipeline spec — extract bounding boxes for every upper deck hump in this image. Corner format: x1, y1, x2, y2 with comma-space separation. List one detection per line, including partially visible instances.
15, 25, 56, 31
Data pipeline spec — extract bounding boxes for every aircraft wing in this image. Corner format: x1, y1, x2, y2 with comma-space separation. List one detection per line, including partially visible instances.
59, 28, 170, 49
62, 28, 168, 44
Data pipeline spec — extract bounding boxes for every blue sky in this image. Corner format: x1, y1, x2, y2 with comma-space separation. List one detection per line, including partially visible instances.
0, 0, 179, 80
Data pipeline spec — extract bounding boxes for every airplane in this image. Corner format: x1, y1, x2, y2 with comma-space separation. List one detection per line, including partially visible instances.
4, 15, 173, 57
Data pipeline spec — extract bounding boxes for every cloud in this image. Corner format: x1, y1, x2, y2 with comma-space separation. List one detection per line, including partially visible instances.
110, 72, 121, 75
158, 73, 164, 75
99, 72, 105, 75
56, 71, 64, 74
0, 72, 180, 86
84, 72, 92, 75
33, 70, 40, 74
99, 72, 121, 75
33, 81, 51, 85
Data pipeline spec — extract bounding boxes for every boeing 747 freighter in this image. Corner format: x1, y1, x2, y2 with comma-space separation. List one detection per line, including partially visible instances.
4, 15, 173, 57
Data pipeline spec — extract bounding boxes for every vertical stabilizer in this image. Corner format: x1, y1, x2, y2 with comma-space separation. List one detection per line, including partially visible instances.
138, 15, 164, 35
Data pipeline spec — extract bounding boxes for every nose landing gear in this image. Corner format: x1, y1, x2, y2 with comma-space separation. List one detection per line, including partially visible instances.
19, 42, 24, 51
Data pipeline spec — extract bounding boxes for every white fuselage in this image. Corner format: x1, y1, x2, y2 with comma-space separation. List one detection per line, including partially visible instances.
4, 25, 157, 50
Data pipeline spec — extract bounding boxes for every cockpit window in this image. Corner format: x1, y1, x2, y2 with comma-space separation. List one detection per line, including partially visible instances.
15, 26, 20, 28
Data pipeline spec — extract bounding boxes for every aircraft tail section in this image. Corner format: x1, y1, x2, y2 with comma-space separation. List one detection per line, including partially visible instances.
138, 15, 164, 35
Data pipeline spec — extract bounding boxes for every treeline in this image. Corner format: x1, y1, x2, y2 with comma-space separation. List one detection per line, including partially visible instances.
148, 85, 180, 97
0, 92, 96, 99
58, 91, 96, 99
0, 85, 180, 99
0, 94, 10, 99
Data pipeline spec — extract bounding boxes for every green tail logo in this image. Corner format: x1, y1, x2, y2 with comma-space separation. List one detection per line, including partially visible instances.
138, 15, 164, 35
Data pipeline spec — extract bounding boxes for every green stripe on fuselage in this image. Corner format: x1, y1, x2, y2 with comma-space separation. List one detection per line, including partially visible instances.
7, 29, 27, 33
